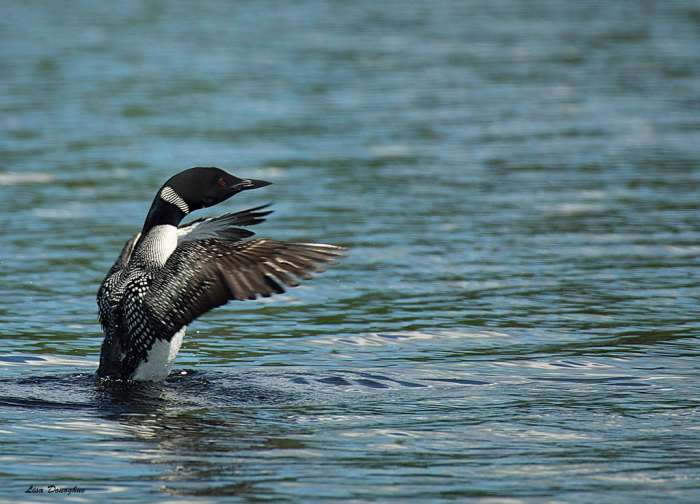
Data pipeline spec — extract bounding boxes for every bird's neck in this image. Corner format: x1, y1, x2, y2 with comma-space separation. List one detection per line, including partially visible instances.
140, 199, 186, 236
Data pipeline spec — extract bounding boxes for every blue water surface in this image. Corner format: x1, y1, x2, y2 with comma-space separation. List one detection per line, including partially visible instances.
1, 1, 700, 502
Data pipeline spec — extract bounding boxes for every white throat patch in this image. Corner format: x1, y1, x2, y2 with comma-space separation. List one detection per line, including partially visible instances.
160, 186, 189, 214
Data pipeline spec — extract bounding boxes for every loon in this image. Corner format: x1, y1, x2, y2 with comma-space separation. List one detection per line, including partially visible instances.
97, 167, 344, 381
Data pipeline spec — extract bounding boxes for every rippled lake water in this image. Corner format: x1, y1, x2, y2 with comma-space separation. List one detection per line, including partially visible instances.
2, 1, 700, 502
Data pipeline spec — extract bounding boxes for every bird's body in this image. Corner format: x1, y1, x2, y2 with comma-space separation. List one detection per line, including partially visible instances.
97, 167, 344, 381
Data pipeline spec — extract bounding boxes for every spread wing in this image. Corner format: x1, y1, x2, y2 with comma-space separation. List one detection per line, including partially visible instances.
141, 238, 345, 341
177, 204, 272, 244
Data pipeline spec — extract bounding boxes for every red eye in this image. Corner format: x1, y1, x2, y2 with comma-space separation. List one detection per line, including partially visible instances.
217, 177, 227, 188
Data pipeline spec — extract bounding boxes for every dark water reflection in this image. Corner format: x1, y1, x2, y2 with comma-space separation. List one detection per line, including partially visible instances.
2, 0, 700, 501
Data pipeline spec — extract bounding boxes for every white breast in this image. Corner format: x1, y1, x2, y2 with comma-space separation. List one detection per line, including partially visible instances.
132, 326, 186, 381
140, 224, 179, 266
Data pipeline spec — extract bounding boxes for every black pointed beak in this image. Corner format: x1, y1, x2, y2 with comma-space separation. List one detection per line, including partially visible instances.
230, 179, 272, 192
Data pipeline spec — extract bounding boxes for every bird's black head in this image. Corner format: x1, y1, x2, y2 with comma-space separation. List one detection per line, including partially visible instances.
164, 167, 270, 212
141, 167, 270, 232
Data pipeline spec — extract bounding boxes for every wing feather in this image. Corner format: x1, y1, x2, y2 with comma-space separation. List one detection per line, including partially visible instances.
177, 204, 273, 244
142, 238, 345, 340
